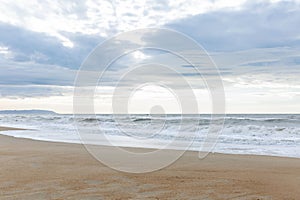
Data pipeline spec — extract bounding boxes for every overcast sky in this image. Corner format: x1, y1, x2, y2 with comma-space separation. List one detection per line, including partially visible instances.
0, 0, 299, 113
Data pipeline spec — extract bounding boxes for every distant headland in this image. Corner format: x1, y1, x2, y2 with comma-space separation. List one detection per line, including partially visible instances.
0, 110, 57, 115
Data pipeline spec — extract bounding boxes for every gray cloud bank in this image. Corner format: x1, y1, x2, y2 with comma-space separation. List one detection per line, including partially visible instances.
0, 1, 299, 99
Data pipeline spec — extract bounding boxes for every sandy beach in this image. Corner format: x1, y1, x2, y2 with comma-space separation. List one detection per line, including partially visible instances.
0, 126, 299, 200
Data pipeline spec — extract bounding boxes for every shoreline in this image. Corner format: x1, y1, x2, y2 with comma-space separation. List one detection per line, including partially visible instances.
0, 126, 300, 199
0, 126, 26, 131
0, 126, 299, 160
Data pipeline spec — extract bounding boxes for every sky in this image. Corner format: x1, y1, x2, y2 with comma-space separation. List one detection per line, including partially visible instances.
0, 0, 300, 114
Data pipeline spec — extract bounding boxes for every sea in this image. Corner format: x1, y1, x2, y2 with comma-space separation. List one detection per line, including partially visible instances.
0, 114, 299, 158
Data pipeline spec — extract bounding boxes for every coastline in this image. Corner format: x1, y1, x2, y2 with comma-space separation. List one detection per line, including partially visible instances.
0, 126, 26, 131
0, 125, 299, 159
0, 126, 299, 199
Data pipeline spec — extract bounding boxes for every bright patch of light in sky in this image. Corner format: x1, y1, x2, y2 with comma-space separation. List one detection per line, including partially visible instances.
0, 46, 11, 58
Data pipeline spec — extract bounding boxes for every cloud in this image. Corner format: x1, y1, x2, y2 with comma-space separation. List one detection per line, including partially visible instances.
0, 57, 76, 98
167, 1, 300, 51
1, 0, 299, 70
0, 0, 250, 41
0, 0, 299, 113
0, 59, 76, 86
0, 85, 73, 99
0, 22, 104, 69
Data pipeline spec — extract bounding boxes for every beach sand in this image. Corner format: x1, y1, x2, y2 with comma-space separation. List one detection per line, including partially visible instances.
0, 126, 299, 200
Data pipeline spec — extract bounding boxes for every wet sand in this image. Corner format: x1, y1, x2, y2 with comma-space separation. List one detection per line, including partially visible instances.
0, 126, 299, 199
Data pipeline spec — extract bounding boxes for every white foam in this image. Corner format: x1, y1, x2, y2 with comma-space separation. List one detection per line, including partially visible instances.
0, 114, 299, 158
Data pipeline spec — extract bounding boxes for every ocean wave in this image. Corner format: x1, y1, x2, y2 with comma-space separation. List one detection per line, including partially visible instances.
1, 114, 300, 158
132, 118, 152, 122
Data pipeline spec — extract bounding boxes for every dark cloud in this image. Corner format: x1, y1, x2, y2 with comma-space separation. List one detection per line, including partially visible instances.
0, 22, 103, 69
166, 1, 300, 51
0, 59, 76, 86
